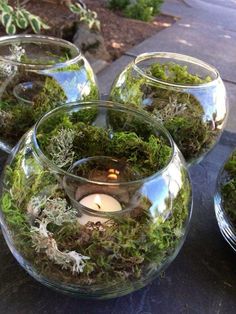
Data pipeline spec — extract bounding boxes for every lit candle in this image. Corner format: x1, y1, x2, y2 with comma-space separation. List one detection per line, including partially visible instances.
80, 194, 122, 212
78, 193, 122, 225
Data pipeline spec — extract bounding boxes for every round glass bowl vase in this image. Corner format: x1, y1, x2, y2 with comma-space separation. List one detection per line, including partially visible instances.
110, 52, 227, 164
0, 34, 99, 152
0, 101, 192, 299
214, 150, 236, 251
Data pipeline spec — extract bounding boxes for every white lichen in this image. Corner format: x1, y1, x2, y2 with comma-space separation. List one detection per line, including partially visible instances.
48, 127, 76, 168
30, 196, 89, 274
42, 197, 77, 225
31, 221, 89, 273
46, 240, 90, 274
31, 219, 51, 250
154, 96, 188, 122
174, 227, 184, 238
27, 195, 48, 221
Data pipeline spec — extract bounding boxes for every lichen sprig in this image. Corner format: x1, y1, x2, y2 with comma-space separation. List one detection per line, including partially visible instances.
30, 197, 90, 274
48, 128, 76, 168
31, 220, 90, 274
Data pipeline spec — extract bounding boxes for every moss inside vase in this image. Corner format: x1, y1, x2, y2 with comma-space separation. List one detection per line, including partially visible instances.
0, 53, 99, 146
1, 154, 189, 293
0, 108, 191, 295
0, 77, 66, 144
37, 108, 172, 179
110, 62, 219, 162
221, 151, 236, 227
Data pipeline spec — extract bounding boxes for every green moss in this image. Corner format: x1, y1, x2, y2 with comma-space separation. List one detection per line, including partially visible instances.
0, 77, 68, 144
1, 151, 57, 257
0, 105, 191, 292
38, 116, 172, 179
20, 50, 72, 66
32, 77, 67, 117
223, 152, 236, 177
110, 62, 217, 162
149, 62, 211, 85
106, 132, 171, 176
70, 107, 98, 125
111, 67, 145, 108
0, 57, 99, 146
164, 116, 209, 160
72, 122, 111, 158
221, 151, 236, 226
1, 149, 190, 288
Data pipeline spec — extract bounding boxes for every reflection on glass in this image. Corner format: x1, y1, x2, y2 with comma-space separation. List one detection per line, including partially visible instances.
0, 35, 99, 150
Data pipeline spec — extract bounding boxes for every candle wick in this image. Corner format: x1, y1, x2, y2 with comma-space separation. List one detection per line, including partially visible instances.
95, 203, 101, 210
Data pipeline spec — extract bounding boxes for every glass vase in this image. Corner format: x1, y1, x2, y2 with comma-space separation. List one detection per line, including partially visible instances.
110, 52, 227, 165
0, 100, 192, 298
214, 151, 236, 251
0, 34, 99, 152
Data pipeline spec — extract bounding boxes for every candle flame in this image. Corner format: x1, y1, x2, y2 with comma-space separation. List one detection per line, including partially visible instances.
94, 194, 102, 209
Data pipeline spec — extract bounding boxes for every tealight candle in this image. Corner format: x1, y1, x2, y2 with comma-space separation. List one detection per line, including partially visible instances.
78, 193, 122, 225
80, 194, 122, 212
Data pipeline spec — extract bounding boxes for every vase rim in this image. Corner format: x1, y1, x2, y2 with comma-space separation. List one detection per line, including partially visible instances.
33, 100, 177, 187
133, 51, 220, 89
0, 34, 81, 69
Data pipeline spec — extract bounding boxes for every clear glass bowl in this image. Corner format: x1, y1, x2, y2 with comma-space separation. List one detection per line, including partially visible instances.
0, 34, 99, 152
214, 151, 236, 251
0, 101, 192, 299
110, 52, 227, 164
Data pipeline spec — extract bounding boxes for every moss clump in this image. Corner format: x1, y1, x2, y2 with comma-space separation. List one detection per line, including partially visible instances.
70, 107, 98, 125
221, 151, 236, 226
149, 62, 211, 84
110, 62, 219, 162
0, 151, 56, 257
31, 77, 67, 117
1, 146, 190, 291
0, 78, 66, 145
164, 116, 211, 160
37, 111, 172, 179
0, 55, 99, 146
